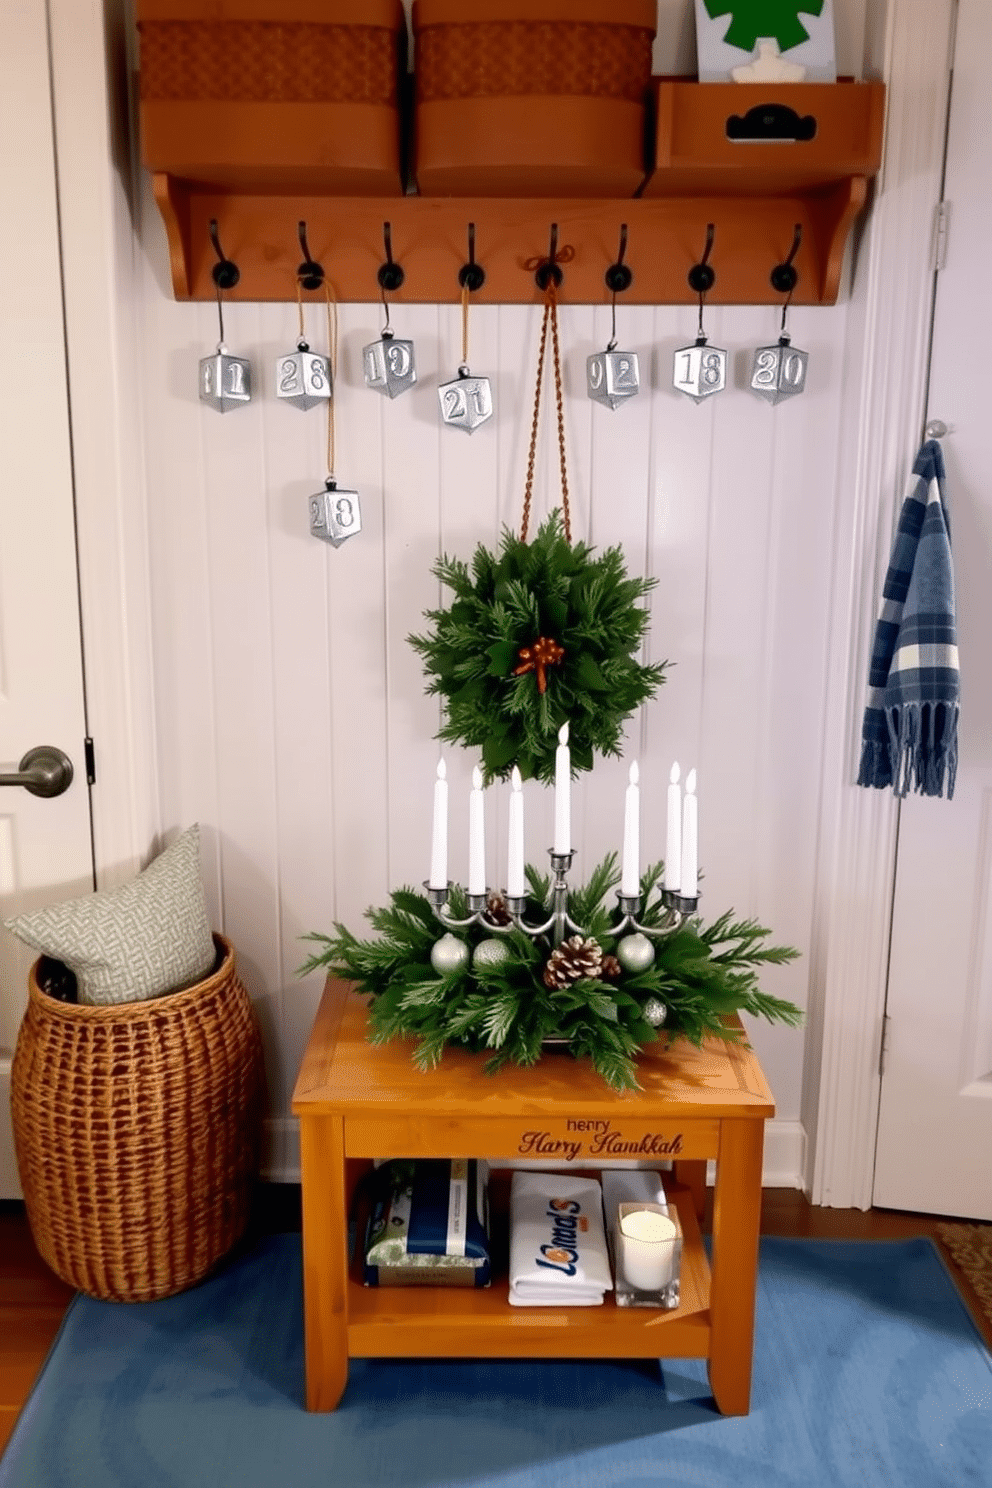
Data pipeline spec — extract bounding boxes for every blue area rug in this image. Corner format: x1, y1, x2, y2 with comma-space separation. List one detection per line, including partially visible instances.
2, 1234, 989, 1488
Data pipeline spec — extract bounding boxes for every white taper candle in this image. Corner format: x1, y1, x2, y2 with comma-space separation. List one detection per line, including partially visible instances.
621, 761, 640, 897
665, 762, 682, 892
681, 768, 697, 899
553, 723, 571, 854
428, 758, 448, 890
468, 764, 486, 896
507, 766, 525, 898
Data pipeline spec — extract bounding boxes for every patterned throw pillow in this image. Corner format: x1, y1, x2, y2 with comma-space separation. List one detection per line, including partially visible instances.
4, 824, 216, 1006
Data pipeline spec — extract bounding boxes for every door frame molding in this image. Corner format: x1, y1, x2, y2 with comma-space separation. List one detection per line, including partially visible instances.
803, 0, 956, 1206
51, 0, 955, 1197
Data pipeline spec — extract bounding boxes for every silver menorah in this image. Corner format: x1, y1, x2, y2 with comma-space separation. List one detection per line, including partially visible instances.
424, 848, 699, 972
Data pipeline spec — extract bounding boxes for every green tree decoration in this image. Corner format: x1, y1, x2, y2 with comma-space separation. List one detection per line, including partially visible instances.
300, 855, 803, 1093
408, 513, 666, 784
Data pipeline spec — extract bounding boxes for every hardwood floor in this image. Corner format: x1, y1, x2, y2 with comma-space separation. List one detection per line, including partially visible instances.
1, 1185, 988, 1459
0, 1201, 75, 1458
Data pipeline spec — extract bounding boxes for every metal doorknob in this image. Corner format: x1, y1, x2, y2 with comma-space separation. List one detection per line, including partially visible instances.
0, 746, 74, 798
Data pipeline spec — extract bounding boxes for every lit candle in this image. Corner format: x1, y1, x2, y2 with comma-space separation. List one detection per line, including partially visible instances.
507, 766, 525, 898
468, 764, 486, 897
618, 1207, 678, 1291
428, 758, 448, 890
681, 768, 697, 899
621, 761, 640, 897
665, 762, 682, 893
553, 723, 571, 854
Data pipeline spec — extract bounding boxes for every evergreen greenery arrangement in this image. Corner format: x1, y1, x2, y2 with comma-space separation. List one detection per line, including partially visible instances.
408, 513, 666, 784
300, 855, 803, 1092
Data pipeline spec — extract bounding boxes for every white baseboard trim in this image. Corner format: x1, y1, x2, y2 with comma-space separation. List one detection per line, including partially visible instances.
261, 1116, 807, 1192
761, 1120, 806, 1190
261, 1117, 301, 1184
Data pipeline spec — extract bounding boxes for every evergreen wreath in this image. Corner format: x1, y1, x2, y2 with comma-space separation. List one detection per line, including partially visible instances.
409, 513, 666, 783
300, 855, 803, 1093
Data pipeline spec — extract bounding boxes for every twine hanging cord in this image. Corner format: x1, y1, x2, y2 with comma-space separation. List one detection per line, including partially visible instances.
296, 275, 338, 478
511, 247, 574, 695
519, 250, 574, 545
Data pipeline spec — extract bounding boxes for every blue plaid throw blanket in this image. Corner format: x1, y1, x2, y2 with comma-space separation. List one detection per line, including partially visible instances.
857, 440, 959, 798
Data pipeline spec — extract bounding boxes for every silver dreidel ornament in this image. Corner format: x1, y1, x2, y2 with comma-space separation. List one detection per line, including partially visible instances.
750, 331, 808, 404
751, 224, 808, 405
200, 342, 252, 412
282, 225, 334, 409
588, 231, 639, 410
307, 293, 361, 548
276, 338, 331, 411
199, 223, 251, 412
309, 477, 362, 548
363, 327, 417, 399
364, 227, 417, 399
587, 348, 639, 409
438, 365, 493, 431
672, 334, 727, 404
439, 261, 493, 432
673, 223, 727, 405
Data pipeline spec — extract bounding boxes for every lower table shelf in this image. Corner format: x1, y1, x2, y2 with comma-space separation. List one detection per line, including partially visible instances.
346, 1178, 710, 1362
294, 979, 772, 1414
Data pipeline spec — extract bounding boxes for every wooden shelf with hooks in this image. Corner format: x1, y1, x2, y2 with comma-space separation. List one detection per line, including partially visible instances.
148, 79, 885, 308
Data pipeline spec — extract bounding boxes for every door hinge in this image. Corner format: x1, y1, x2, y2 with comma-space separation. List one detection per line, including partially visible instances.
84, 737, 96, 785
934, 201, 950, 271
879, 1013, 892, 1077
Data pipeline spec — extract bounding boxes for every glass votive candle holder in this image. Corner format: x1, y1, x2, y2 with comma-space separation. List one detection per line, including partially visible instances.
617, 1202, 682, 1294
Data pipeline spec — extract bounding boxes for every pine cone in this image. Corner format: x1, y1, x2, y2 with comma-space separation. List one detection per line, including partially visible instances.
484, 891, 513, 927
543, 935, 604, 989
600, 954, 622, 982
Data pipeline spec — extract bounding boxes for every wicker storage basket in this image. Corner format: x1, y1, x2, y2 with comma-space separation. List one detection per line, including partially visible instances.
11, 934, 265, 1303
411, 0, 656, 197
137, 0, 408, 195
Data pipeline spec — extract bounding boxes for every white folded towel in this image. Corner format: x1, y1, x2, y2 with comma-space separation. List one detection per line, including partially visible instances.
508, 1171, 613, 1307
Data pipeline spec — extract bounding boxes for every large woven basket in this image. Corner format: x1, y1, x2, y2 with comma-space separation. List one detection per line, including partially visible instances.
412, 0, 657, 197
11, 934, 265, 1303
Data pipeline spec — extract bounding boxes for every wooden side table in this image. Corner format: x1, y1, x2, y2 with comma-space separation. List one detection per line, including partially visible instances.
291, 978, 775, 1415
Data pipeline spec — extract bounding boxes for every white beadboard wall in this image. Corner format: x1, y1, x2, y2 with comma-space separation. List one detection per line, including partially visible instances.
137, 212, 842, 1176
130, 0, 869, 1181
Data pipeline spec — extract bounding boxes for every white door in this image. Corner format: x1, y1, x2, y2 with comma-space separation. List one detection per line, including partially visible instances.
873, 0, 992, 1220
0, 0, 95, 1197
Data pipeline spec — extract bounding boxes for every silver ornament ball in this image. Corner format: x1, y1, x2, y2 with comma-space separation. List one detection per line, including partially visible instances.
472, 937, 511, 969
430, 933, 470, 975
616, 932, 656, 974
642, 996, 668, 1028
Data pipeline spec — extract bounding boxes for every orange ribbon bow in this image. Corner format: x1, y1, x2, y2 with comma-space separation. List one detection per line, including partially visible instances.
513, 637, 565, 694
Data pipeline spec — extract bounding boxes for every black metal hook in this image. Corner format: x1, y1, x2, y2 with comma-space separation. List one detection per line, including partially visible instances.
604, 224, 632, 294
534, 223, 564, 291
297, 221, 324, 291
770, 223, 803, 295
377, 221, 405, 293
458, 222, 485, 292
209, 219, 240, 291
687, 223, 716, 295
